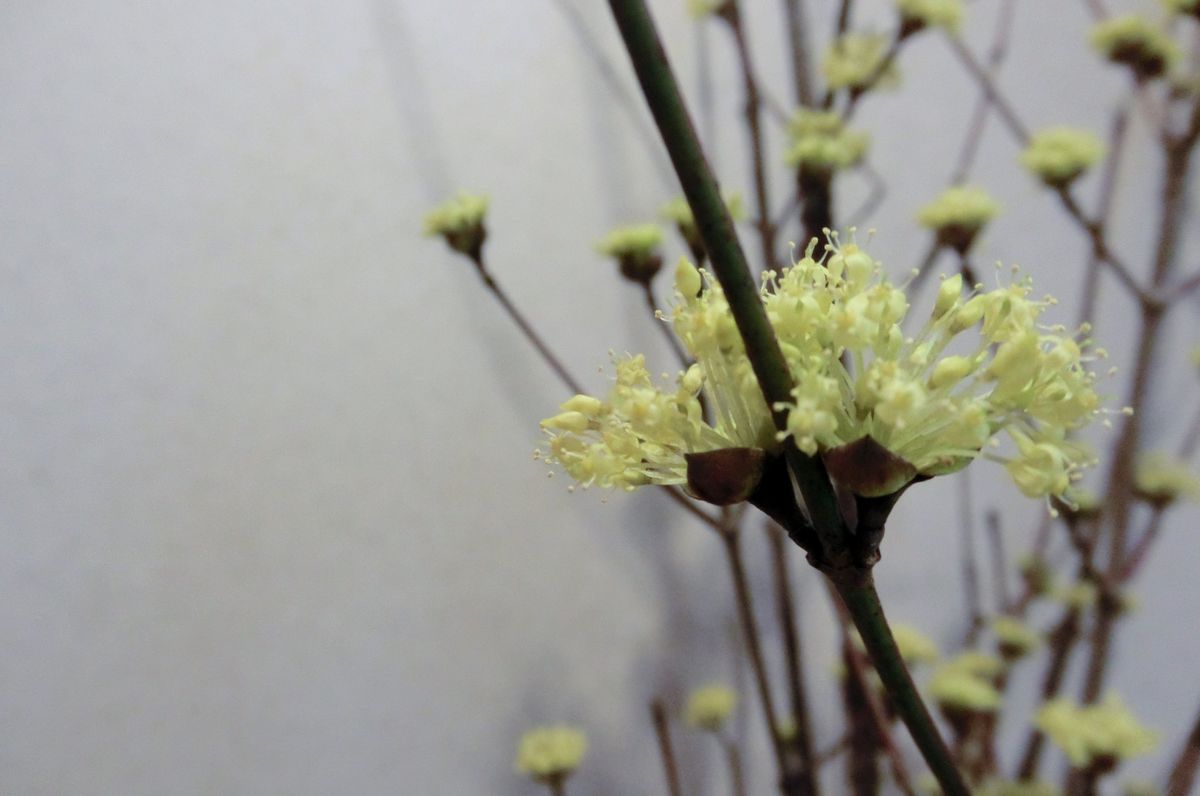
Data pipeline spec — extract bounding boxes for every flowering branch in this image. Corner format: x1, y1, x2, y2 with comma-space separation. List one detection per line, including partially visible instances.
604, 3, 969, 794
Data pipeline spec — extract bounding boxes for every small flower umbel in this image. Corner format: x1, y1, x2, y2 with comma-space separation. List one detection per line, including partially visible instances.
1020, 128, 1105, 188
423, 191, 489, 261
918, 187, 1000, 254
1089, 16, 1179, 82
540, 233, 1108, 517
895, 0, 963, 35
784, 110, 870, 175
685, 683, 738, 732
1133, 451, 1200, 507
515, 726, 588, 794
823, 33, 901, 94
597, 223, 665, 285
1034, 694, 1157, 777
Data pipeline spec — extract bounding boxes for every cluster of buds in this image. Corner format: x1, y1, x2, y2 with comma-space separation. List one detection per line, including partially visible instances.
1133, 451, 1200, 507
784, 110, 870, 175
1020, 127, 1105, 188
596, 224, 665, 285
991, 616, 1042, 662
423, 192, 489, 261
894, 0, 964, 35
823, 33, 901, 93
1034, 694, 1157, 775
1090, 16, 1179, 81
684, 683, 738, 732
515, 725, 588, 789
918, 186, 1001, 254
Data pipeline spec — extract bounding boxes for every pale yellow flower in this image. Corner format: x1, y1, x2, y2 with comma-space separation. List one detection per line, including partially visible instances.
1035, 694, 1157, 768
685, 684, 737, 731
515, 726, 588, 783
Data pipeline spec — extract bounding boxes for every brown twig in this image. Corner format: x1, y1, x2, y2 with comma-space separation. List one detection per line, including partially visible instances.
948, 0, 1018, 185
722, 3, 778, 271
1078, 97, 1131, 328
1167, 703, 1200, 796
768, 522, 821, 796
959, 470, 985, 646
986, 510, 1010, 613
651, 699, 685, 796
781, 0, 815, 107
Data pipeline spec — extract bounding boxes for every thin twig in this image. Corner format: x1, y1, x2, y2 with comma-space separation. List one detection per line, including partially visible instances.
768, 522, 821, 796
1078, 97, 1131, 329
651, 699, 685, 796
723, 3, 778, 270
959, 470, 985, 646
472, 253, 584, 394
1167, 703, 1200, 796
948, 0, 1018, 184
781, 0, 815, 107
721, 735, 748, 796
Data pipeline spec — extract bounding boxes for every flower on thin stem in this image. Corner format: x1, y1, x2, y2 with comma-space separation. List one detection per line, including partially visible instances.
895, 0, 964, 34
1055, 580, 1099, 610
1020, 128, 1105, 188
991, 616, 1041, 661
784, 110, 870, 174
539, 234, 1109, 510
1034, 693, 1157, 772
515, 726, 588, 788
918, 186, 1000, 254
1133, 451, 1200, 507
1089, 16, 1179, 82
684, 683, 738, 732
822, 33, 900, 93
596, 223, 665, 285
423, 191, 489, 260
685, 0, 730, 19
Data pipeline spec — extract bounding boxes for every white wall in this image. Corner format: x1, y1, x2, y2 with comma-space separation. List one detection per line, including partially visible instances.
2, 1, 1197, 793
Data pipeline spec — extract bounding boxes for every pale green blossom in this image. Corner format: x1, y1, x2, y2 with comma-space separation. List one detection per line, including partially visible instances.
423, 192, 489, 257
685, 684, 737, 731
823, 34, 900, 92
928, 662, 1002, 712
539, 234, 1107, 507
992, 616, 1041, 659
895, 0, 963, 32
784, 110, 870, 172
1090, 16, 1179, 80
686, 0, 729, 18
1021, 128, 1105, 187
1035, 694, 1157, 769
1134, 451, 1200, 505
918, 186, 1000, 251
515, 726, 588, 784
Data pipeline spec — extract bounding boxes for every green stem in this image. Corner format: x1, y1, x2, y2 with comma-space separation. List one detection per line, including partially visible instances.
605, 0, 842, 549
835, 576, 970, 796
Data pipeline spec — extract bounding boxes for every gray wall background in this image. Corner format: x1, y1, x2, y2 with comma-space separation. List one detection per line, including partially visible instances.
2, 1, 1198, 793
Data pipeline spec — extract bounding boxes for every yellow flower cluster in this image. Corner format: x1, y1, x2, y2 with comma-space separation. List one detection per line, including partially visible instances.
895, 0, 963, 32
918, 186, 1000, 251
685, 683, 738, 731
423, 192, 489, 257
596, 223, 664, 260
1020, 127, 1105, 187
1090, 16, 1179, 80
514, 725, 588, 783
823, 34, 899, 92
928, 652, 1004, 712
1035, 694, 1157, 769
784, 110, 870, 173
1133, 451, 1200, 505
853, 622, 940, 665
539, 235, 1107, 507
661, 193, 744, 260
992, 616, 1041, 659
